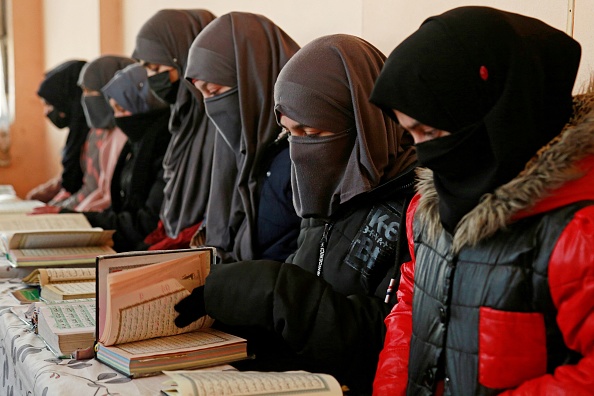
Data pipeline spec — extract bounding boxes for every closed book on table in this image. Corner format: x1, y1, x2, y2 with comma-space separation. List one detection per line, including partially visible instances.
37, 299, 96, 358
95, 248, 248, 378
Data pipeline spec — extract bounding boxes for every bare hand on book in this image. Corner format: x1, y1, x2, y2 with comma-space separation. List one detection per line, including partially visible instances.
174, 285, 206, 328
29, 205, 61, 215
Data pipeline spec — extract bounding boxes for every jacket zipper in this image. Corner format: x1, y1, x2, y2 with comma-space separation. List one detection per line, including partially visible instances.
317, 222, 334, 277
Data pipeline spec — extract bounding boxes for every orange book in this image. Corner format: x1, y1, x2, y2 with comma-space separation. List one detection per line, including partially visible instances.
95, 248, 248, 378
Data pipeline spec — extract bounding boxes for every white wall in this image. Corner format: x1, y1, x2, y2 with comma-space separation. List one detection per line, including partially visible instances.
118, 0, 593, 92
363, 1, 568, 55
43, 0, 100, 69
573, 0, 594, 91
42, 0, 101, 159
39, 1, 594, 94
121, 0, 363, 53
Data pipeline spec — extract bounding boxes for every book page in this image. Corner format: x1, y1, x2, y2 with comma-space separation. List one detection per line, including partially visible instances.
161, 371, 343, 396
0, 199, 44, 214
39, 301, 96, 334
38, 267, 96, 287
107, 253, 210, 296
24, 267, 96, 286
100, 328, 245, 360
100, 278, 211, 346
11, 245, 115, 260
96, 249, 214, 340
99, 253, 212, 345
46, 282, 95, 296
8, 229, 114, 249
0, 213, 92, 234
115, 329, 232, 355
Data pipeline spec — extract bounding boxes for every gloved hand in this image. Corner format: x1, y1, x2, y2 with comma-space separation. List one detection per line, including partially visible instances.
174, 286, 206, 328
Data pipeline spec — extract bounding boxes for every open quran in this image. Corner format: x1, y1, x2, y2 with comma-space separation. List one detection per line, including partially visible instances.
0, 213, 115, 267
95, 248, 247, 378
23, 267, 96, 301
161, 370, 343, 396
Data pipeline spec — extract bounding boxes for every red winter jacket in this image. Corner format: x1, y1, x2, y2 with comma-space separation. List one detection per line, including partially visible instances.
374, 153, 594, 395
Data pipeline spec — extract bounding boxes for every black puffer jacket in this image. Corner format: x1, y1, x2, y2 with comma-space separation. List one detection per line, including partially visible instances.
205, 165, 416, 395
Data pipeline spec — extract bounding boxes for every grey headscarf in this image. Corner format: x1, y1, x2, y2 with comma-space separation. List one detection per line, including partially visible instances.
275, 34, 417, 218
78, 56, 136, 129
132, 9, 217, 238
186, 12, 301, 260
78, 56, 136, 92
102, 63, 166, 114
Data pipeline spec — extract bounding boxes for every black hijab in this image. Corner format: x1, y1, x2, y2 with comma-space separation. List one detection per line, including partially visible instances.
132, 9, 217, 238
37, 60, 88, 194
371, 6, 581, 233
186, 12, 301, 260
102, 63, 171, 211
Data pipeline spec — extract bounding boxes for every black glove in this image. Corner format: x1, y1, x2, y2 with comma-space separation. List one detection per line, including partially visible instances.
174, 286, 206, 328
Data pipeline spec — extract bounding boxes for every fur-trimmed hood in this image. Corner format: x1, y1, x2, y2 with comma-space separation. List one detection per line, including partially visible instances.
415, 93, 594, 253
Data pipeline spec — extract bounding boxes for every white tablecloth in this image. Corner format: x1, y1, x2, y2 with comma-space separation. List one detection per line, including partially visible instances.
0, 276, 167, 396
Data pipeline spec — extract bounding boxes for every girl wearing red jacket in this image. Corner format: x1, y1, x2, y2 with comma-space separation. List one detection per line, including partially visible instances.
370, 6, 594, 395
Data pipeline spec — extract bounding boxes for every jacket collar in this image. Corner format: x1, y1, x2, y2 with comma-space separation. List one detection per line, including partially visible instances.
416, 93, 594, 253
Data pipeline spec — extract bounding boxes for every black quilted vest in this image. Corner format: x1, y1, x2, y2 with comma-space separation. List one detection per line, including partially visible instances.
407, 202, 589, 395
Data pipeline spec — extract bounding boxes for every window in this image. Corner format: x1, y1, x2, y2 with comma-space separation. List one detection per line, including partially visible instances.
0, 0, 12, 166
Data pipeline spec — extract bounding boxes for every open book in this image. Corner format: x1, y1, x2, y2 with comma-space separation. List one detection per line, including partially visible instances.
0, 213, 115, 267
161, 370, 344, 396
0, 199, 45, 214
23, 267, 96, 301
95, 248, 248, 378
37, 299, 96, 358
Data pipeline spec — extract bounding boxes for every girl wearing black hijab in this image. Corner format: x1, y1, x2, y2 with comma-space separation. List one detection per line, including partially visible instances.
78, 63, 171, 252
371, 7, 594, 395
132, 9, 217, 249
32, 56, 132, 214
74, 55, 131, 212
27, 60, 89, 203
174, 34, 416, 395
185, 11, 301, 262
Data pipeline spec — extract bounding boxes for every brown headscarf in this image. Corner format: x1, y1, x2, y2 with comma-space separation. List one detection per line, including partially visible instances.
186, 12, 301, 260
132, 9, 217, 238
275, 34, 416, 218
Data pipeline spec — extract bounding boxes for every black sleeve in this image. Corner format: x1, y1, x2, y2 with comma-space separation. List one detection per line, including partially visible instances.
83, 168, 165, 252
204, 260, 390, 388
60, 122, 89, 194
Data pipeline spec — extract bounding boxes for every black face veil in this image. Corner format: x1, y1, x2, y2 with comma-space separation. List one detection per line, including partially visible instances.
275, 34, 416, 218
371, 6, 581, 232
132, 9, 217, 238
37, 60, 88, 193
